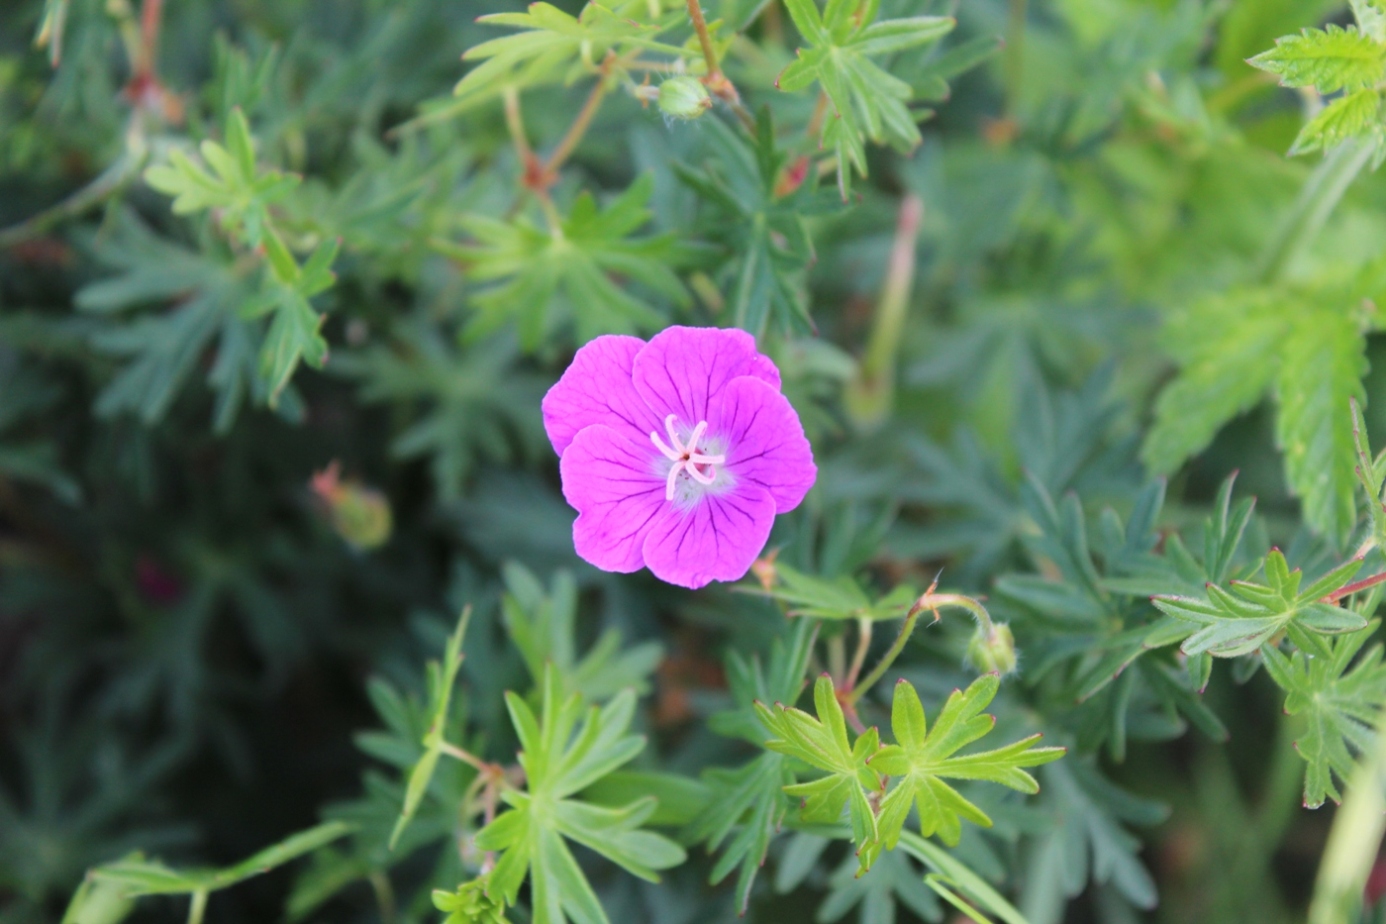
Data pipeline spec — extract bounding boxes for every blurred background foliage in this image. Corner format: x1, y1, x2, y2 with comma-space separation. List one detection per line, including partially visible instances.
3, 0, 1386, 922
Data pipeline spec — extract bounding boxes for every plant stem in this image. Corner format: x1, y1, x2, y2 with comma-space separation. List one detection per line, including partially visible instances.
0, 121, 147, 249
137, 0, 163, 80
848, 586, 1001, 705
1004, 0, 1028, 118
1308, 709, 1386, 924
437, 740, 490, 773
540, 55, 614, 184
503, 86, 537, 173
186, 890, 208, 924
845, 193, 924, 429
845, 617, 873, 690
848, 604, 920, 706
687, 0, 719, 79
806, 91, 829, 140
369, 870, 398, 924
1321, 569, 1386, 602
1256, 139, 1374, 284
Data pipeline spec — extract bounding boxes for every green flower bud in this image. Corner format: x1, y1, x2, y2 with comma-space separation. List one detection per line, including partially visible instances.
966, 622, 1017, 676
658, 76, 712, 120
311, 463, 393, 550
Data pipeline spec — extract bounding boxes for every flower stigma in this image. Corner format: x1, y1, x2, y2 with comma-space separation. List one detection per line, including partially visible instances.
650, 414, 727, 501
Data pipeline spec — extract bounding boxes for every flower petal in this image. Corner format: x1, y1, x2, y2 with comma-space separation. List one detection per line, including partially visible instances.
711, 376, 816, 512
542, 335, 662, 456
632, 326, 781, 427
560, 424, 666, 573
642, 485, 776, 589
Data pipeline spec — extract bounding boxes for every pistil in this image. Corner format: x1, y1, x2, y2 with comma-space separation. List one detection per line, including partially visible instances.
650, 414, 726, 500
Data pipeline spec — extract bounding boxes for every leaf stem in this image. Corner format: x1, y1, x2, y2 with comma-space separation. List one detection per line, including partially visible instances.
369, 871, 398, 924
136, 0, 163, 81
0, 122, 147, 249
540, 53, 615, 185
806, 91, 829, 140
687, 0, 720, 80
845, 193, 924, 428
437, 740, 490, 773
847, 603, 920, 706
186, 890, 208, 924
1256, 139, 1374, 284
845, 617, 873, 690
1004, 0, 1028, 118
847, 583, 1000, 706
687, 0, 741, 103
1320, 569, 1386, 602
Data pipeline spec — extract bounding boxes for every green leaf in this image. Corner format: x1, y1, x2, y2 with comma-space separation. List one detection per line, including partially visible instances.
687, 618, 815, 912
814, 847, 941, 924
389, 608, 472, 850
898, 833, 1030, 924
1262, 620, 1386, 807
144, 108, 298, 248
1249, 25, 1386, 93
1142, 290, 1288, 475
774, 0, 954, 196
1153, 550, 1369, 658
756, 675, 884, 866
476, 666, 684, 923
444, 174, 686, 350
451, 3, 686, 112
749, 561, 916, 621
1274, 309, 1368, 542
336, 321, 545, 498
674, 109, 836, 336
1353, 0, 1386, 43
90, 821, 353, 894
75, 212, 270, 430
500, 562, 662, 701
869, 677, 1063, 854
1290, 88, 1384, 155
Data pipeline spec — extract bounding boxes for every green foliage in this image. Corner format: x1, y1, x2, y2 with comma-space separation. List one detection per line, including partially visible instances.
1249, 25, 1386, 94
476, 666, 685, 923
500, 562, 663, 699
1143, 286, 1370, 542
1152, 550, 1368, 658
143, 108, 336, 405
433, 877, 512, 924
12, 1, 1386, 923
750, 561, 916, 620
452, 3, 687, 113
685, 616, 815, 912
756, 675, 884, 862
1249, 13, 1386, 157
1264, 620, 1386, 807
389, 608, 471, 849
675, 109, 838, 336
870, 676, 1064, 850
758, 674, 1062, 874
777, 0, 954, 196
442, 175, 688, 349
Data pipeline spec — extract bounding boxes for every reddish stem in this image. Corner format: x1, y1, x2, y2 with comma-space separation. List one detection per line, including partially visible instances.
1320, 570, 1386, 603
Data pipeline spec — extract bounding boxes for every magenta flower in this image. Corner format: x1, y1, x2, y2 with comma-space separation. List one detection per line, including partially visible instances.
543, 326, 817, 589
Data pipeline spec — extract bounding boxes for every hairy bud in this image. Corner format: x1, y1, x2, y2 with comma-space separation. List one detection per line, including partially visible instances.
966, 622, 1017, 676
311, 462, 393, 550
658, 76, 712, 120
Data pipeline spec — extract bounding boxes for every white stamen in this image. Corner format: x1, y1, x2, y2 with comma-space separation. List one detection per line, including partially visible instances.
649, 413, 726, 501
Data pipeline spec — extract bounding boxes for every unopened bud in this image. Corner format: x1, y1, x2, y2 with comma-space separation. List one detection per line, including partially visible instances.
311, 462, 393, 550
658, 76, 712, 120
966, 622, 1017, 676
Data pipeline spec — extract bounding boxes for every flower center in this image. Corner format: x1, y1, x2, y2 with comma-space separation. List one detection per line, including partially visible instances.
650, 414, 727, 501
